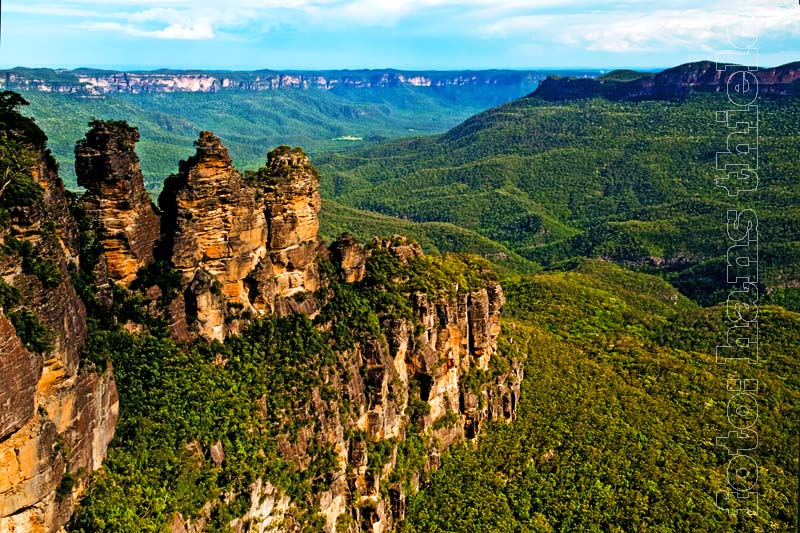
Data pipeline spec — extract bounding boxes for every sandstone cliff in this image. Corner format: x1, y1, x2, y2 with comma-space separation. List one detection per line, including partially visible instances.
163, 235, 522, 533
0, 96, 118, 533
1, 100, 524, 532
0, 68, 544, 96
158, 134, 321, 341
75, 120, 160, 288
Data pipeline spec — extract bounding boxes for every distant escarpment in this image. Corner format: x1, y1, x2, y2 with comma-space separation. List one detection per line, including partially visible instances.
0, 67, 547, 95
532, 60, 800, 100
0, 93, 118, 532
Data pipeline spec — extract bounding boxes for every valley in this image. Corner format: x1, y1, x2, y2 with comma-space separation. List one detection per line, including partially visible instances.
0, 59, 797, 532
6, 67, 597, 193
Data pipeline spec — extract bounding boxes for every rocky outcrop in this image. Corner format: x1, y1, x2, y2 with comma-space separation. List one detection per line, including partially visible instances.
2, 104, 523, 532
159, 134, 321, 341
0, 312, 41, 439
532, 60, 800, 101
330, 234, 367, 283
255, 237, 522, 533
163, 234, 521, 533
159, 131, 269, 341
257, 145, 321, 315
0, 102, 118, 532
75, 120, 160, 288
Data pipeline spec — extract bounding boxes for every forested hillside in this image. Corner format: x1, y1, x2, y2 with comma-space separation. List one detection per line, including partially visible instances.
318, 92, 800, 307
2, 58, 798, 533
401, 260, 800, 532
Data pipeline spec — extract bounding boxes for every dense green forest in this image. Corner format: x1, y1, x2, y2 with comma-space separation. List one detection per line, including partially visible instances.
67, 248, 508, 532
317, 93, 800, 307
401, 259, 799, 532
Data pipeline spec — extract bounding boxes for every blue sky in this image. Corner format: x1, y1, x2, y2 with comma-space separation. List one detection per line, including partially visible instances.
2, 0, 799, 70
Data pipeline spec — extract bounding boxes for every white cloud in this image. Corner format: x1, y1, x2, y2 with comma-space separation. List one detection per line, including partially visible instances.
4, 3, 124, 18
84, 19, 215, 39
12, 0, 800, 48
479, 1, 800, 53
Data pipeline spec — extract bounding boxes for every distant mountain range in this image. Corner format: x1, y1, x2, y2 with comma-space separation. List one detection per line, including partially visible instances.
0, 67, 596, 95
532, 60, 800, 100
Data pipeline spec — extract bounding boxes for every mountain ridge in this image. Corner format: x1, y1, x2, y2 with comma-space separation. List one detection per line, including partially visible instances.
1, 67, 597, 95
532, 60, 800, 100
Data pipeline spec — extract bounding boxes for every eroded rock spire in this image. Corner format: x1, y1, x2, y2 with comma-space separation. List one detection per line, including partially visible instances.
75, 120, 160, 287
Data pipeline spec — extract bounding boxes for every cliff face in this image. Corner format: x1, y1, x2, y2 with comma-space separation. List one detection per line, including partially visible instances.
267, 236, 521, 532
75, 120, 160, 288
258, 146, 321, 315
0, 100, 118, 533
2, 103, 524, 532
159, 134, 321, 341
80, 129, 520, 531
0, 69, 544, 95
532, 61, 800, 100
165, 235, 522, 533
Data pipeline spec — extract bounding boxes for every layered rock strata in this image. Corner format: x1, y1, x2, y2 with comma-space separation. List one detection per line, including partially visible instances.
2, 113, 523, 533
204, 236, 523, 533
0, 109, 118, 533
75, 120, 160, 288
158, 134, 321, 341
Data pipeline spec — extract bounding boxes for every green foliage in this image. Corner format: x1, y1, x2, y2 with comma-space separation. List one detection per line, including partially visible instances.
8, 309, 54, 354
320, 200, 538, 275
17, 82, 546, 194
70, 315, 341, 532
0, 168, 44, 208
318, 93, 800, 303
70, 238, 503, 531
401, 260, 799, 532
56, 471, 76, 502
0, 279, 20, 309
4, 235, 62, 288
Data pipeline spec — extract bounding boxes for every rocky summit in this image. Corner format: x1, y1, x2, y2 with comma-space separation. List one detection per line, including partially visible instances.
159, 133, 322, 341
75, 120, 160, 289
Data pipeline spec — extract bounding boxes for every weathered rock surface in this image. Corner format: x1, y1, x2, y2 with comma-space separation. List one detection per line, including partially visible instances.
259, 146, 321, 312
75, 120, 160, 287
330, 234, 367, 283
240, 237, 522, 533
2, 113, 523, 533
0, 109, 118, 533
0, 312, 41, 440
159, 135, 321, 340
159, 131, 269, 340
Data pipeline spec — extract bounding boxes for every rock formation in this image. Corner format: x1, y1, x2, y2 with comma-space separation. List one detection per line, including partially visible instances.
330, 234, 367, 283
165, 235, 522, 533
0, 102, 118, 532
0, 68, 545, 95
1, 105, 523, 533
158, 134, 321, 341
257, 145, 321, 315
158, 131, 270, 341
75, 120, 160, 288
